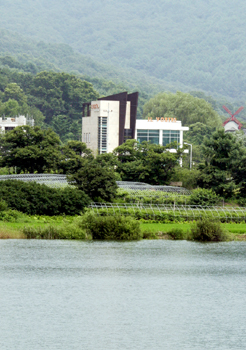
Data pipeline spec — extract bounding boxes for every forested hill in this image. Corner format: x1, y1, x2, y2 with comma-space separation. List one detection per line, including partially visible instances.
0, 0, 246, 100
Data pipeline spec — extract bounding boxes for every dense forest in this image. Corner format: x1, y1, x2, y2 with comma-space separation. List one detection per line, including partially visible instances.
0, 0, 246, 104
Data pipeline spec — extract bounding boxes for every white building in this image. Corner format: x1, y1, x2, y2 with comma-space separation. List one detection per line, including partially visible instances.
82, 92, 138, 154
223, 117, 242, 133
0, 115, 34, 133
136, 117, 189, 152
82, 92, 189, 155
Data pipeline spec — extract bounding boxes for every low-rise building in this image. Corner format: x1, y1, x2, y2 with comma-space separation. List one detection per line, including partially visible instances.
0, 115, 34, 133
136, 117, 189, 152
82, 92, 189, 155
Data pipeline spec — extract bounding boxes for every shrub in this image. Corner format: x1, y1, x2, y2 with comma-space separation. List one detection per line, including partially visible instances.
169, 167, 200, 190
0, 209, 21, 222
23, 224, 87, 240
0, 200, 8, 212
76, 211, 142, 240
167, 228, 186, 240
142, 230, 157, 239
189, 188, 220, 206
190, 217, 229, 242
0, 180, 90, 215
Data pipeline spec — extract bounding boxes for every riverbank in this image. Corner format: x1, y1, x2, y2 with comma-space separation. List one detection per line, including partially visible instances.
1, 219, 246, 240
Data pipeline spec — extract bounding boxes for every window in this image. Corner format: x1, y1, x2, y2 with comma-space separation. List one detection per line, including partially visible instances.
98, 117, 107, 154
137, 129, 159, 144
162, 130, 180, 148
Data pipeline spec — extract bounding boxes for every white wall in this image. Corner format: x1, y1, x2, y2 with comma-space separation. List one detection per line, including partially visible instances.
82, 100, 120, 154
135, 119, 189, 148
0, 115, 30, 132
224, 120, 239, 132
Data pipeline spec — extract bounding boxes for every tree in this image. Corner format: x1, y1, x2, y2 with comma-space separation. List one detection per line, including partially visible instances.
29, 71, 99, 124
113, 139, 184, 185
68, 160, 118, 202
143, 92, 222, 128
59, 140, 93, 174
3, 83, 27, 106
0, 99, 20, 117
0, 125, 61, 173
197, 129, 245, 197
185, 122, 216, 146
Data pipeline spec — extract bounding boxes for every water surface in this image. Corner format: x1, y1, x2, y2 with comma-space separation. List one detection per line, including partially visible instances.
0, 240, 246, 350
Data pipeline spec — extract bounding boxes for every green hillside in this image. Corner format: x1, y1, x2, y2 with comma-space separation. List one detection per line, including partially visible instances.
0, 0, 246, 101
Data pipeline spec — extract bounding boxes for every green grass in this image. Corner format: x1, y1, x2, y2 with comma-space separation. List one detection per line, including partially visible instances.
140, 222, 246, 235
1, 215, 246, 240
0, 214, 73, 239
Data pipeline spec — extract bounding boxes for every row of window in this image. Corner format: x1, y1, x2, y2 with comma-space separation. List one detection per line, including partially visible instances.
83, 132, 91, 143
137, 130, 180, 147
98, 117, 107, 154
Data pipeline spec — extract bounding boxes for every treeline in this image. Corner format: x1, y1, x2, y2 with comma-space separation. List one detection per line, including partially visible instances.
0, 65, 99, 141
1, 1, 246, 101
1, 125, 246, 205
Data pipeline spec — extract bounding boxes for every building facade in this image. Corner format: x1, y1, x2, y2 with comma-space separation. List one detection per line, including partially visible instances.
82, 92, 138, 154
136, 117, 189, 152
82, 92, 189, 154
0, 115, 34, 133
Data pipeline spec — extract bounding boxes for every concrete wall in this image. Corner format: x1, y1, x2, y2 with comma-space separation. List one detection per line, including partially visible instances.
0, 115, 32, 133
82, 100, 120, 154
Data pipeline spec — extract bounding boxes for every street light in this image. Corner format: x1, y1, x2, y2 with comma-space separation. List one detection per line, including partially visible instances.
184, 142, 192, 169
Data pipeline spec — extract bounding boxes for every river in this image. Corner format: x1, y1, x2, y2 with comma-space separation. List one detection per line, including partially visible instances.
0, 240, 246, 350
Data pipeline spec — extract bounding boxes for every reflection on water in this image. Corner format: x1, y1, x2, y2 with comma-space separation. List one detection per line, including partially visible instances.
0, 240, 246, 350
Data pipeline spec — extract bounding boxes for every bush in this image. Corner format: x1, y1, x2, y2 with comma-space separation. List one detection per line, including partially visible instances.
0, 180, 91, 215
190, 217, 229, 242
142, 230, 157, 239
0, 200, 8, 212
0, 209, 21, 222
167, 228, 186, 240
170, 167, 200, 190
76, 211, 142, 240
189, 188, 220, 206
23, 224, 88, 240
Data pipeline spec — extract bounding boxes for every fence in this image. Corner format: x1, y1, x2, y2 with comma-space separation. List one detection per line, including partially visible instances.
0, 174, 69, 188
89, 202, 246, 222
0, 175, 190, 194
116, 181, 190, 195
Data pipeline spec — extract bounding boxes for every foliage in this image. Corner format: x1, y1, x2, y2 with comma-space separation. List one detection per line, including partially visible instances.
76, 211, 142, 240
143, 92, 222, 127
115, 188, 190, 205
91, 206, 246, 223
0, 180, 90, 215
0, 200, 8, 212
0, 209, 21, 222
0, 64, 99, 140
167, 228, 186, 240
114, 139, 184, 185
190, 218, 229, 242
59, 140, 93, 174
0, 125, 61, 173
198, 129, 246, 197
189, 188, 221, 206
68, 160, 118, 202
169, 167, 200, 190
142, 230, 158, 239
23, 224, 88, 240
185, 122, 217, 146
3, 1, 246, 104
